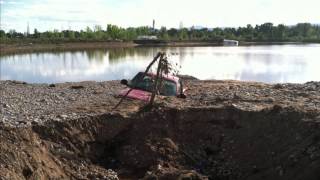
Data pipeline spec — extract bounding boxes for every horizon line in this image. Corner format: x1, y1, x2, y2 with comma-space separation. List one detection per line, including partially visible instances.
1, 22, 319, 33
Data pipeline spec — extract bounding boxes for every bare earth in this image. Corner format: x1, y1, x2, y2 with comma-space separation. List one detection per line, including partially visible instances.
0, 42, 137, 55
0, 41, 222, 55
1, 79, 320, 179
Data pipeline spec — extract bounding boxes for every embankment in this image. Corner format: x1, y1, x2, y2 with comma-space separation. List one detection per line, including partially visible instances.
1, 41, 315, 55
0, 41, 221, 55
1, 80, 320, 179
1, 106, 320, 179
0, 42, 137, 55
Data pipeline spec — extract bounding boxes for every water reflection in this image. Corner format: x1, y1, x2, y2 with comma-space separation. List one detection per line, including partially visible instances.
1, 44, 320, 83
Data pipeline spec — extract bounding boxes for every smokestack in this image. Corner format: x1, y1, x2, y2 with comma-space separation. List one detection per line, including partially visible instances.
153, 19, 155, 30
27, 22, 30, 36
179, 21, 183, 29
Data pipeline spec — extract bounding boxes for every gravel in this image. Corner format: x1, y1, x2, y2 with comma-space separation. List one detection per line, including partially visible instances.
1, 80, 320, 127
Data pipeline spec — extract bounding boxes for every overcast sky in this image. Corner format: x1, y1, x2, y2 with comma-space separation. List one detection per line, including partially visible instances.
0, 0, 319, 32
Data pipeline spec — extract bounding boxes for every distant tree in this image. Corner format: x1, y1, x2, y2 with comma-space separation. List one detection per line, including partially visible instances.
242, 24, 254, 41
168, 28, 178, 40
274, 24, 287, 41
158, 27, 169, 40
86, 26, 94, 39
123, 27, 137, 41
79, 30, 87, 39
1, 22, 320, 43
0, 29, 6, 39
52, 29, 61, 38
107, 24, 122, 39
178, 28, 189, 40
223, 28, 237, 39
135, 26, 151, 36
295, 23, 313, 37
7, 29, 16, 38
63, 30, 75, 39
33, 28, 40, 38
259, 23, 274, 40
94, 25, 103, 40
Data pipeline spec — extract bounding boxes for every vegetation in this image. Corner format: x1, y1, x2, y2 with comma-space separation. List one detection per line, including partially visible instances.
1, 23, 320, 43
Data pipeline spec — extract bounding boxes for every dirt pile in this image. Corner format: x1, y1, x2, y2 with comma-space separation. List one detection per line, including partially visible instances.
1, 104, 320, 179
1, 79, 320, 179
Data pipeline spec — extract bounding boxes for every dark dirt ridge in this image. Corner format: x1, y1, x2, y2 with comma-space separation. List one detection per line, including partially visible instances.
1, 105, 320, 180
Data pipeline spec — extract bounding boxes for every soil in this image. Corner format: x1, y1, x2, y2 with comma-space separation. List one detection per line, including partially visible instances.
1, 41, 221, 55
0, 42, 137, 55
1, 79, 320, 180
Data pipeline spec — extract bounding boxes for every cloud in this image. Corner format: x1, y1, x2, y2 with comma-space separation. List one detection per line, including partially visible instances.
1, 0, 319, 32
36, 16, 99, 24
0, 0, 23, 4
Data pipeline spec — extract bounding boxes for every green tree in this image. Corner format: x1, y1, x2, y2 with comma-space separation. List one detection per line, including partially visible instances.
33, 28, 40, 38
8, 29, 17, 38
0, 29, 6, 39
94, 25, 103, 40
66, 30, 75, 39
258, 23, 274, 41
107, 24, 121, 39
86, 26, 94, 39
295, 23, 313, 38
79, 30, 87, 39
242, 24, 254, 41
274, 24, 287, 41
123, 27, 137, 41
52, 29, 61, 38
1, 22, 320, 43
178, 28, 189, 40
168, 28, 178, 40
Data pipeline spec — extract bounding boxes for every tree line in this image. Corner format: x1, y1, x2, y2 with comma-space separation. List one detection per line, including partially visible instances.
0, 23, 319, 43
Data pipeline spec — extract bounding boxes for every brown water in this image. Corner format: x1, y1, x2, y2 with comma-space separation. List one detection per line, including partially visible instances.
0, 44, 319, 83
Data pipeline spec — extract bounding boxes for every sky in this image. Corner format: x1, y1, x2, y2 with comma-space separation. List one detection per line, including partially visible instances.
0, 0, 319, 32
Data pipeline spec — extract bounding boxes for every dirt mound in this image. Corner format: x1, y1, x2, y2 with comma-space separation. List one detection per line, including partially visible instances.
1, 105, 320, 179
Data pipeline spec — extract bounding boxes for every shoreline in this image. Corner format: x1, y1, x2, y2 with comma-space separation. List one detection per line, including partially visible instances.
0, 41, 137, 55
1, 41, 317, 55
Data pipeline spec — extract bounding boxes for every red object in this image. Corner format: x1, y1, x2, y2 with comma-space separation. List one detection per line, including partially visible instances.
118, 72, 183, 102
119, 88, 152, 102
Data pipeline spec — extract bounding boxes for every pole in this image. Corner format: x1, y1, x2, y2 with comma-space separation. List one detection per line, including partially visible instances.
149, 54, 164, 106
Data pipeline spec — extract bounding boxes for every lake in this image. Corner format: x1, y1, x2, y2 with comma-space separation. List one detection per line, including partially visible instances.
1, 44, 319, 84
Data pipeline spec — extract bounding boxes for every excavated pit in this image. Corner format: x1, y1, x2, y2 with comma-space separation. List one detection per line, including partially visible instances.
1, 105, 320, 180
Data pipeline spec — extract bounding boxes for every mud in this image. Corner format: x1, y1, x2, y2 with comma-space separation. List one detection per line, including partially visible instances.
1, 104, 320, 180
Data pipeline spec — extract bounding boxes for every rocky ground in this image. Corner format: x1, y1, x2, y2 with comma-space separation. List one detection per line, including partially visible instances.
1, 79, 320, 126
1, 79, 320, 179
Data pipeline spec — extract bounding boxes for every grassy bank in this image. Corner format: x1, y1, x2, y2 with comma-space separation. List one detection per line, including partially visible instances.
0, 41, 137, 55
0, 40, 221, 55
1, 40, 319, 55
